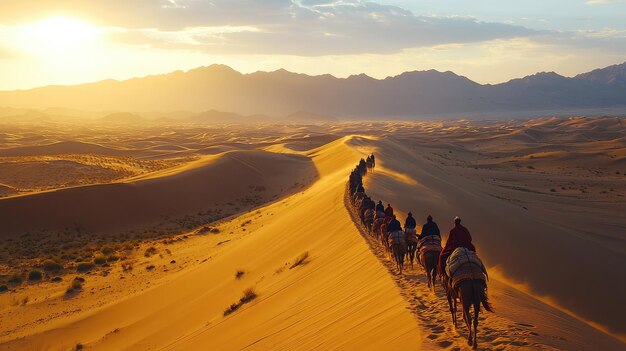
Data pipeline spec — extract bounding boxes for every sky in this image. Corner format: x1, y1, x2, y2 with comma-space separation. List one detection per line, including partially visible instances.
0, 0, 625, 90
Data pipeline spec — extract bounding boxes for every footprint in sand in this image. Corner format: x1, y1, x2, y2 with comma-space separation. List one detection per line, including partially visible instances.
437, 340, 453, 347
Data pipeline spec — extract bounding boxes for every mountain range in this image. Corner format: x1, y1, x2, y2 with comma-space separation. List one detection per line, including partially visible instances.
1, 62, 625, 119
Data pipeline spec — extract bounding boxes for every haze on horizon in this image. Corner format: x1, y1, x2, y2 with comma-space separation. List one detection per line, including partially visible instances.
1, 0, 625, 91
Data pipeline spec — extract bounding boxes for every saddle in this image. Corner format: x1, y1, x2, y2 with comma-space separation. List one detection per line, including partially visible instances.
445, 248, 487, 288
405, 228, 418, 244
417, 235, 441, 256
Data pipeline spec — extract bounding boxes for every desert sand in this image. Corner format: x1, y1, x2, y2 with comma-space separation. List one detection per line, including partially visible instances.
0, 116, 624, 350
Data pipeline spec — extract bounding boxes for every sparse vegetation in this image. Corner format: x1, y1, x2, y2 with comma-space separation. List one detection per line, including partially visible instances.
0, 284, 8, 293
28, 270, 43, 281
94, 254, 107, 265
235, 270, 245, 279
223, 287, 258, 316
121, 262, 133, 271
76, 261, 95, 272
290, 251, 310, 269
66, 278, 84, 295
8, 274, 22, 285
42, 259, 63, 272
144, 246, 158, 257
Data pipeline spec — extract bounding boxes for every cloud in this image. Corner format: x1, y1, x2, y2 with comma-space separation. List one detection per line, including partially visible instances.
0, 0, 537, 56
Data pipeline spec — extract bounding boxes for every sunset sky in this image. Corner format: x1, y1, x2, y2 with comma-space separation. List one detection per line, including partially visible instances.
0, 0, 625, 90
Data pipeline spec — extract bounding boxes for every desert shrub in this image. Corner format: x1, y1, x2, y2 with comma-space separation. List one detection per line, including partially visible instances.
0, 285, 8, 293
8, 274, 22, 285
42, 259, 63, 272
28, 270, 43, 281
107, 255, 119, 262
66, 279, 83, 295
94, 254, 107, 265
289, 251, 310, 269
235, 270, 245, 280
240, 288, 257, 303
75, 344, 83, 351
146, 265, 155, 271
101, 245, 114, 255
76, 261, 95, 272
144, 246, 158, 257
223, 287, 258, 316
51, 277, 62, 283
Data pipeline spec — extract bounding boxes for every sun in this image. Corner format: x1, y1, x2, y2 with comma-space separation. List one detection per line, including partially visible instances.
16, 16, 100, 55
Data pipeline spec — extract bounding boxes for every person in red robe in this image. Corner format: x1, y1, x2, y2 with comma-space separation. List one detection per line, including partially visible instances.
438, 216, 476, 275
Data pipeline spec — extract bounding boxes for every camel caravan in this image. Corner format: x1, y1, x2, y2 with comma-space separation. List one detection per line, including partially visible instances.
348, 155, 493, 349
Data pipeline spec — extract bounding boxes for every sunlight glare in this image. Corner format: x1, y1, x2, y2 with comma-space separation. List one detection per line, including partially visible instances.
17, 17, 100, 55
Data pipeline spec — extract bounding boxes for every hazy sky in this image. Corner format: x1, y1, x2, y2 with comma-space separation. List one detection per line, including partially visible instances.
0, 0, 624, 90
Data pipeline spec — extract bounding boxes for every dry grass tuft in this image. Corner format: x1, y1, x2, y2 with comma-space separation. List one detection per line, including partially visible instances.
289, 251, 310, 269
223, 287, 258, 316
235, 270, 245, 280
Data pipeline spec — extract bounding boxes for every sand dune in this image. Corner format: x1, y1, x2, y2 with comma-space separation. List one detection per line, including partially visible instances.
0, 141, 134, 157
0, 150, 316, 236
0, 118, 623, 350
0, 136, 421, 350
357, 132, 626, 338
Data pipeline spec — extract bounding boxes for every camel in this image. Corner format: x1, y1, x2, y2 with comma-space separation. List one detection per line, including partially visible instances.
419, 250, 439, 291
442, 263, 493, 349
405, 228, 418, 268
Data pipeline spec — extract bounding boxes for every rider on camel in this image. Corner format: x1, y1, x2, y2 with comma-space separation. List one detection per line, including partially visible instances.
387, 215, 402, 233
404, 212, 416, 229
438, 216, 475, 275
419, 215, 440, 240
375, 200, 384, 213
384, 203, 394, 217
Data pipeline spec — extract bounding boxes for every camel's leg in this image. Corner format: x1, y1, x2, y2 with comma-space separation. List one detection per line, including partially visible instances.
447, 289, 457, 328
460, 291, 473, 346
473, 301, 479, 350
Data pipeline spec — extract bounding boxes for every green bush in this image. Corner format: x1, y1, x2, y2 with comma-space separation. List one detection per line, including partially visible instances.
28, 270, 43, 281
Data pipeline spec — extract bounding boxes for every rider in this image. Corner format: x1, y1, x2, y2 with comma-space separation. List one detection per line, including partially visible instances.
419, 215, 440, 240
438, 216, 475, 275
375, 200, 385, 213
356, 183, 365, 193
404, 212, 416, 230
387, 214, 402, 233
384, 203, 394, 217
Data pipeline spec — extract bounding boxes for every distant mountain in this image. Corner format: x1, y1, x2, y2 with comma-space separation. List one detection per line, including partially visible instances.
100, 112, 144, 124
0, 62, 625, 119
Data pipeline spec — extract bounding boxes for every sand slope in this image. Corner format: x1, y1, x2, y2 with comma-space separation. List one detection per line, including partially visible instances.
356, 134, 626, 340
0, 136, 421, 350
0, 150, 316, 236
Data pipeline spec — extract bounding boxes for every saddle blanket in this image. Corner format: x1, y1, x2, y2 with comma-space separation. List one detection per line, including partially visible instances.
446, 248, 487, 286
405, 228, 418, 244
417, 235, 441, 255
389, 230, 406, 246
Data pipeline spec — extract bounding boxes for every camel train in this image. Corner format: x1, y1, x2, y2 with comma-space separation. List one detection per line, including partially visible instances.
349, 155, 493, 349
